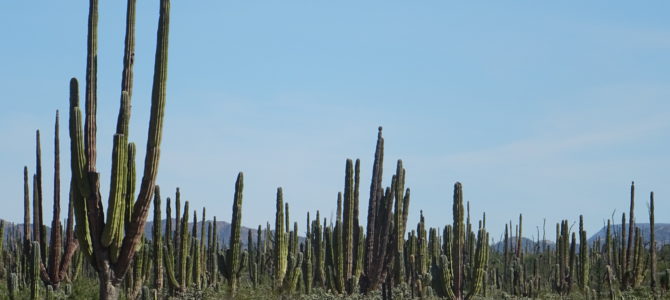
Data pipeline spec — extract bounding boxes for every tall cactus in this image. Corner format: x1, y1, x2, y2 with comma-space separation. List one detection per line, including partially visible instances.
624, 181, 635, 289
578, 215, 589, 292
30, 241, 41, 300
361, 127, 410, 293
220, 172, 247, 296
25, 112, 79, 288
163, 196, 183, 293
152, 186, 163, 290
303, 214, 314, 294
274, 188, 288, 288
650, 191, 657, 294
179, 201, 190, 288
65, 0, 172, 298
431, 182, 488, 300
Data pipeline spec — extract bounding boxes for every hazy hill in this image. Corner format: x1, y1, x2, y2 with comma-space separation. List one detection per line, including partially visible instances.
491, 237, 555, 253
144, 219, 263, 247
588, 223, 670, 246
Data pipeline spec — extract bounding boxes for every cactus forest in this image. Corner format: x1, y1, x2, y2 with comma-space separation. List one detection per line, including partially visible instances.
1, 0, 668, 300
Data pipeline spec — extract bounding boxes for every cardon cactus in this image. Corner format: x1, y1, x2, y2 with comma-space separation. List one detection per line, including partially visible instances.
431, 183, 488, 300
30, 241, 41, 300
220, 172, 247, 296
8, 273, 18, 300
578, 215, 589, 291
303, 213, 313, 294
274, 188, 288, 288
65, 0, 172, 298
361, 127, 411, 293
24, 112, 79, 289
650, 192, 657, 293
152, 186, 163, 291
162, 198, 182, 290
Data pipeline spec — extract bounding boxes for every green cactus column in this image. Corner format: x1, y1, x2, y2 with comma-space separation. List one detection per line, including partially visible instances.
650, 192, 657, 293
221, 172, 245, 296
274, 187, 287, 288
578, 215, 589, 292
303, 216, 313, 294
452, 182, 464, 299
30, 242, 41, 300
152, 186, 163, 290
179, 201, 190, 288
393, 160, 406, 285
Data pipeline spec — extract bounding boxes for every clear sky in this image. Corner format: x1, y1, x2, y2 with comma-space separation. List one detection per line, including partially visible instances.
1, 1, 668, 241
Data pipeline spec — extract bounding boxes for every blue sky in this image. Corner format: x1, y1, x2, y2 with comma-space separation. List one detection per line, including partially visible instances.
1, 1, 668, 241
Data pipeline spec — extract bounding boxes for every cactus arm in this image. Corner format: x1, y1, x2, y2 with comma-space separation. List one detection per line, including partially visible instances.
115, 0, 171, 279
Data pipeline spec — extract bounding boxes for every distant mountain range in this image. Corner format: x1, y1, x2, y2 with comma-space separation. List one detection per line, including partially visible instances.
489, 223, 670, 253
4, 220, 669, 250
0, 219, 263, 248
588, 223, 670, 245
491, 237, 555, 253
143, 219, 263, 247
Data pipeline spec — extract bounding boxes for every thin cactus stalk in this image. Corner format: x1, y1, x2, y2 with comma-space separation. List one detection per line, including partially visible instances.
199, 208, 206, 287
304, 231, 313, 294
393, 160, 406, 285
453, 182, 465, 300
313, 211, 326, 288
343, 159, 355, 286
275, 188, 288, 288
191, 210, 200, 289
163, 196, 181, 292
33, 131, 45, 264
177, 201, 189, 288
334, 192, 345, 293
174, 189, 181, 270
579, 215, 590, 292
650, 191, 657, 294
30, 242, 41, 300
624, 181, 635, 289
152, 186, 163, 290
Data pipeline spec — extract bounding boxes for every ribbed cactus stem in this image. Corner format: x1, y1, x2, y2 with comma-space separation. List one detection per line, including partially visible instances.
453, 182, 464, 299
579, 215, 589, 291
152, 186, 163, 290
34, 131, 46, 264
179, 201, 189, 287
650, 191, 657, 293
393, 160, 406, 284
190, 210, 199, 289
304, 233, 313, 294
30, 242, 41, 300
222, 172, 244, 295
275, 187, 287, 288
47, 112, 62, 283
199, 207, 206, 287
343, 159, 355, 283
125, 143, 136, 225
